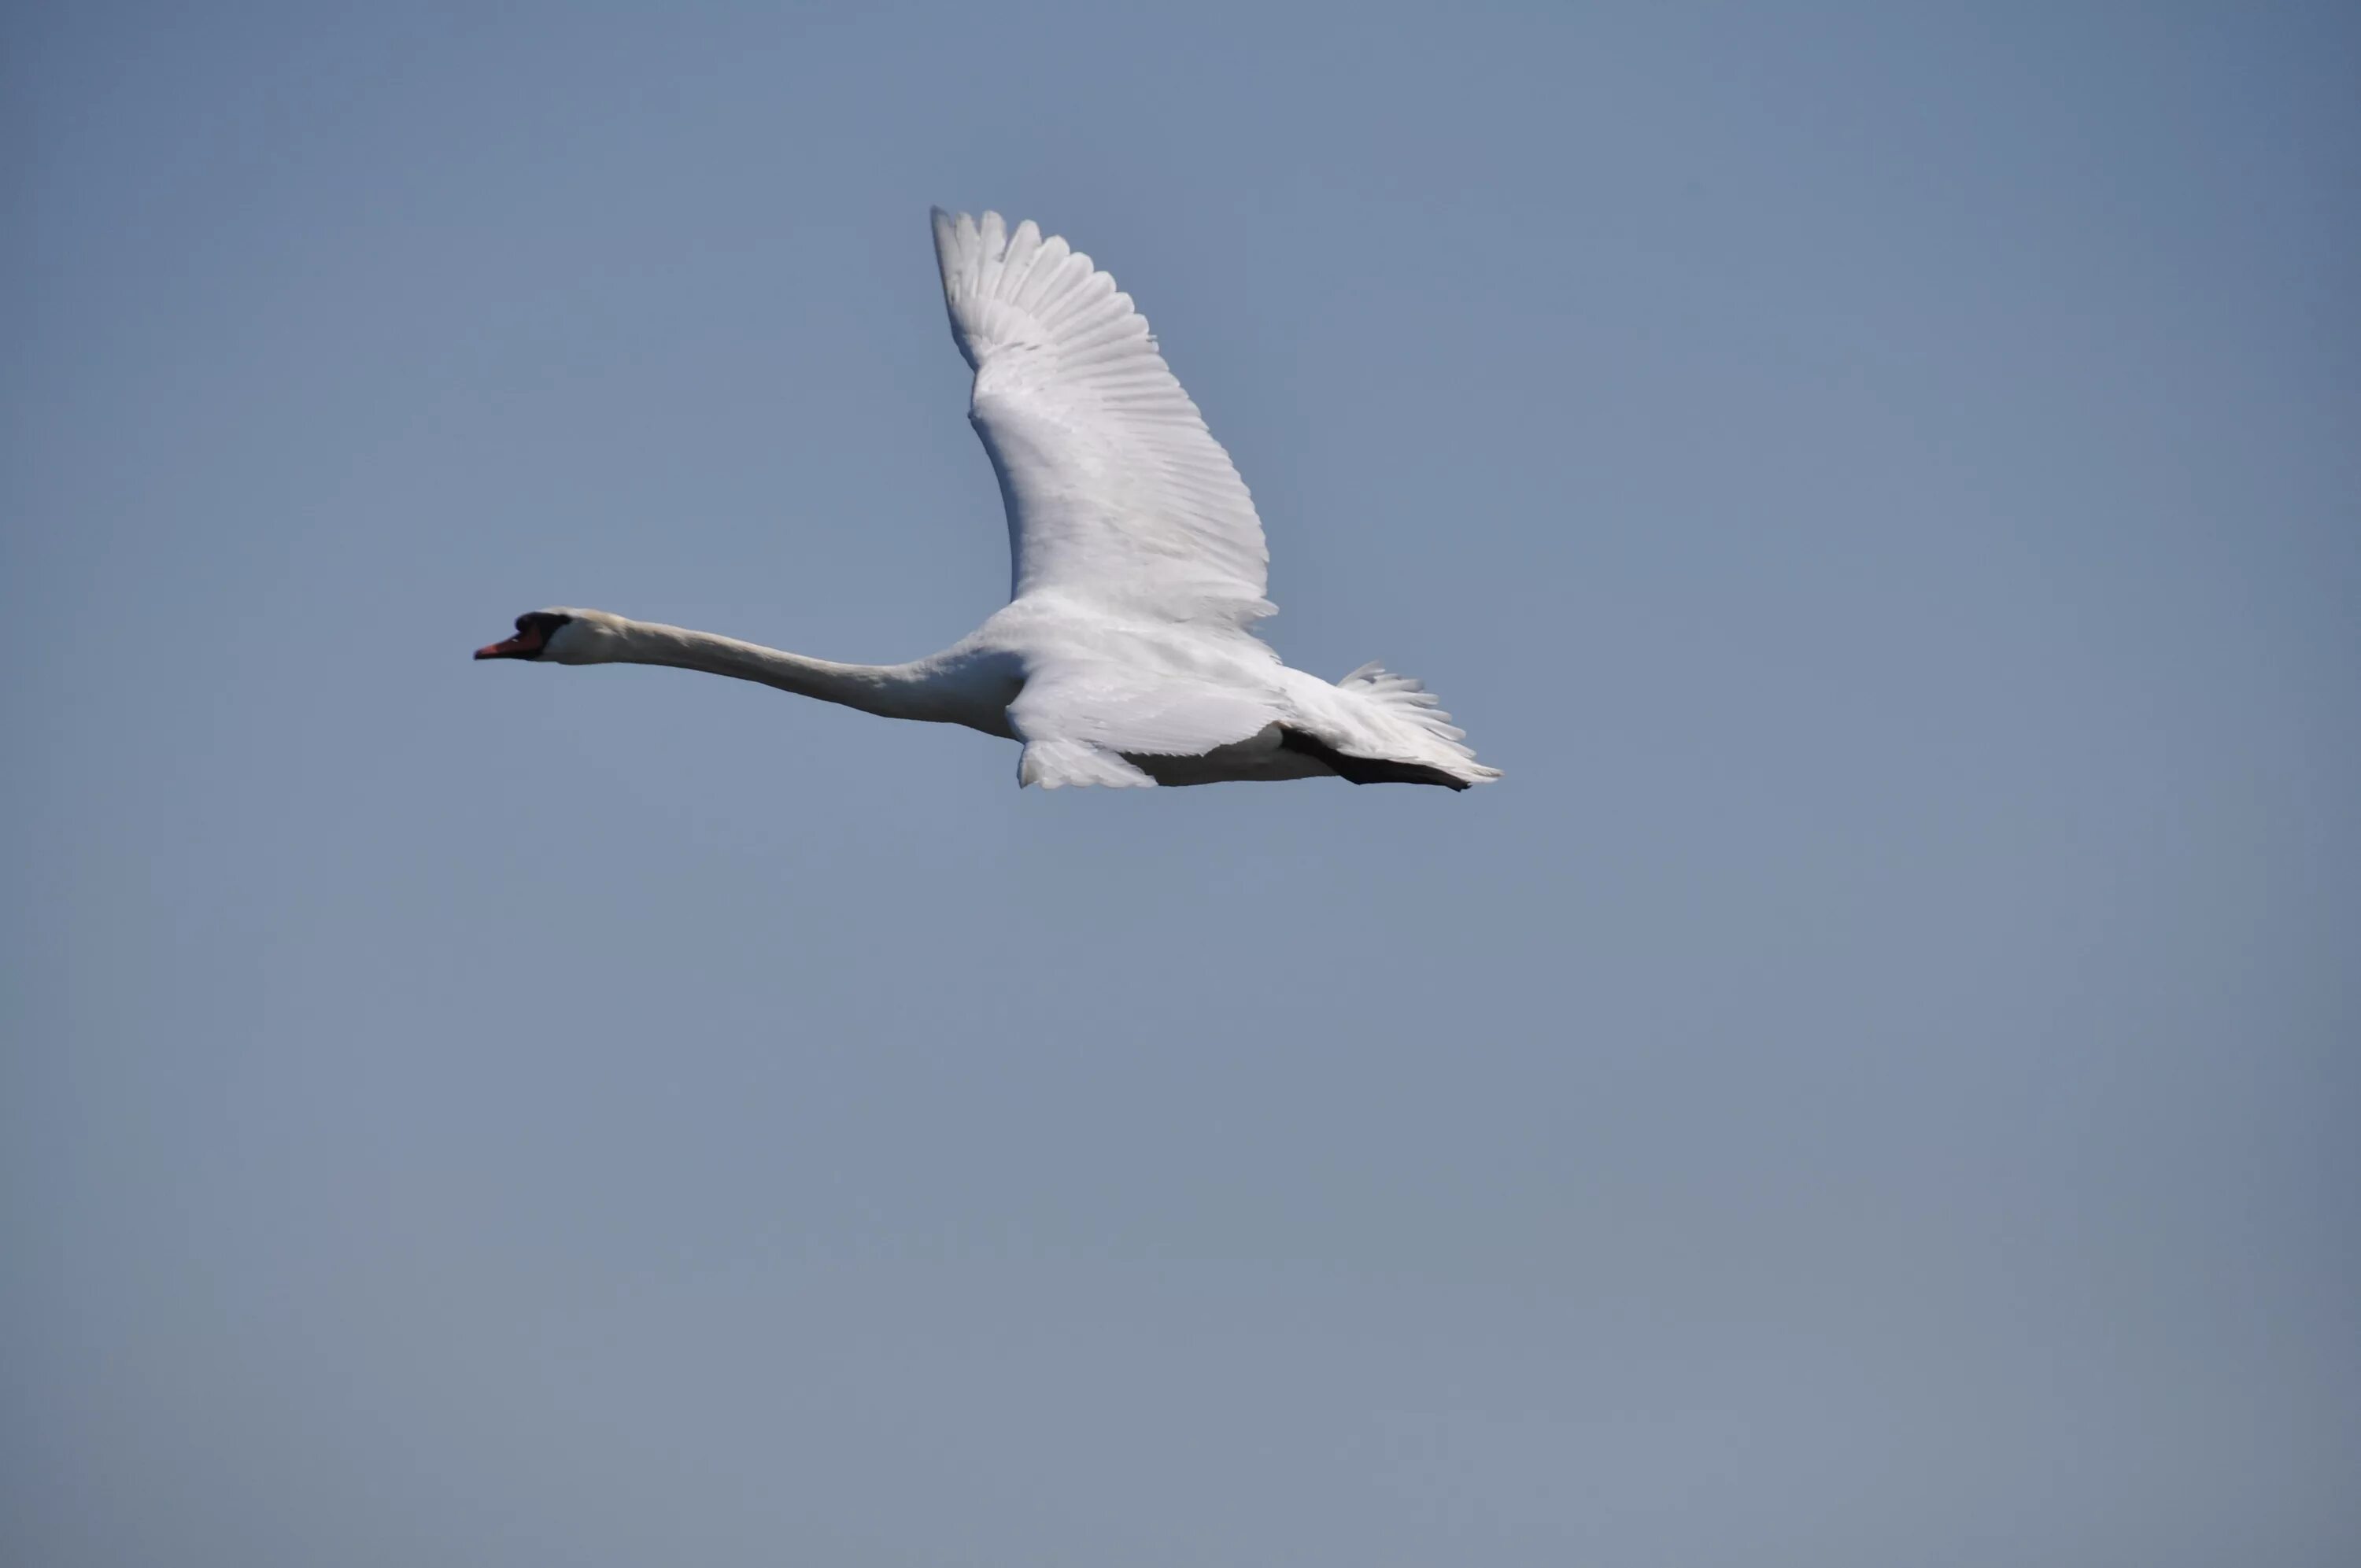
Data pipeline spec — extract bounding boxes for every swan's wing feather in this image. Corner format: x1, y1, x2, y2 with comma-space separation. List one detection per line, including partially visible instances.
1006, 656, 1280, 789
932, 208, 1273, 629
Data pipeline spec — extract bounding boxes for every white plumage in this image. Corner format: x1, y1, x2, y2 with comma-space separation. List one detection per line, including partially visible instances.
935, 208, 1273, 628
475, 209, 1501, 792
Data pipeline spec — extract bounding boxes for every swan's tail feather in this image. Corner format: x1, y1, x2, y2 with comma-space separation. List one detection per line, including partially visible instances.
1337, 662, 1503, 784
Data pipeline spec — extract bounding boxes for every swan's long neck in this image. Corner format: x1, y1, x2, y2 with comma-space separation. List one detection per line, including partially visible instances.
600, 619, 943, 721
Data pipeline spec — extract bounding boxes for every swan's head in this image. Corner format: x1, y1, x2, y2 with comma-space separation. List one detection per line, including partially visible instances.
473, 607, 626, 664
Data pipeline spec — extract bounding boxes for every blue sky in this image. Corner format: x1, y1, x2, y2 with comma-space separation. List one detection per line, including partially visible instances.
6, 3, 2356, 1563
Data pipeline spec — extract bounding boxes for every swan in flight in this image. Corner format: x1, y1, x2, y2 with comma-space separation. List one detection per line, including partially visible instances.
475, 209, 1500, 791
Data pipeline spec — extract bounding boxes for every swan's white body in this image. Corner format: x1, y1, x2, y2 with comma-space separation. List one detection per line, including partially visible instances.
481, 210, 1499, 791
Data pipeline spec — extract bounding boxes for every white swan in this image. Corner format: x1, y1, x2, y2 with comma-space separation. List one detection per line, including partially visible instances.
475, 209, 1501, 791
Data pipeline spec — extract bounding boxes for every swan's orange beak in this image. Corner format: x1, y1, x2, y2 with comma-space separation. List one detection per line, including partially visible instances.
477, 611, 573, 661
475, 622, 549, 659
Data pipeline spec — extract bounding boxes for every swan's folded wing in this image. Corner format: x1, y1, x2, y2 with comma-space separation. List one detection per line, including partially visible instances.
932, 208, 1273, 630
1007, 659, 1279, 789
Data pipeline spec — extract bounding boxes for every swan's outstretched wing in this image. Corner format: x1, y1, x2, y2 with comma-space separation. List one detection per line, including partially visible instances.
1006, 655, 1280, 789
932, 208, 1273, 629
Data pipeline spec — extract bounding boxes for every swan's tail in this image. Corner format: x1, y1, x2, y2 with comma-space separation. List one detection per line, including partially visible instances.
1336, 662, 1502, 785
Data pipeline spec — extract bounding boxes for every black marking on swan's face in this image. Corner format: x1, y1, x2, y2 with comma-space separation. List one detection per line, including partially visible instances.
473, 611, 573, 661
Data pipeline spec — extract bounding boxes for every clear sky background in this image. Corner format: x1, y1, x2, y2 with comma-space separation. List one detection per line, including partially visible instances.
6, 3, 2356, 1563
